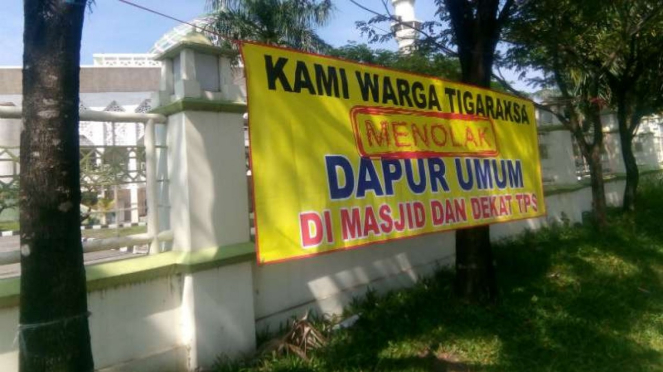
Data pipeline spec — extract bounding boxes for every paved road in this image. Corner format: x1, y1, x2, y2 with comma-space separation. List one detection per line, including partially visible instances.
0, 236, 145, 278
0, 236, 18, 253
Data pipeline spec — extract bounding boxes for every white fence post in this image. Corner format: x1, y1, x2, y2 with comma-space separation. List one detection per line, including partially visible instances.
145, 118, 160, 254
153, 32, 255, 370
0, 106, 171, 265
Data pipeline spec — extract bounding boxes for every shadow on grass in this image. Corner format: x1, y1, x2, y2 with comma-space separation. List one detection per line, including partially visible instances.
216, 177, 663, 372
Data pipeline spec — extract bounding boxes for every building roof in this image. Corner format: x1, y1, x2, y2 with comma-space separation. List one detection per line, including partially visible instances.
149, 16, 217, 55
0, 67, 159, 95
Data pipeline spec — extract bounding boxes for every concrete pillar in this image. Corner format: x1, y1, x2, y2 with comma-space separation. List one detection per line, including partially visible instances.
636, 133, 660, 169
179, 48, 197, 81
160, 59, 174, 93
174, 48, 202, 100
166, 110, 250, 249
155, 123, 171, 251
604, 132, 625, 174
0, 107, 20, 221
219, 56, 244, 102
153, 31, 256, 371
130, 186, 139, 223
129, 127, 140, 223
538, 129, 578, 185
154, 59, 175, 107
0, 117, 20, 181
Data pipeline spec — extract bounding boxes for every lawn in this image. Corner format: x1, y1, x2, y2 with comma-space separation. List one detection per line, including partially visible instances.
0, 221, 146, 239
217, 176, 663, 372
0, 221, 18, 232
81, 225, 146, 239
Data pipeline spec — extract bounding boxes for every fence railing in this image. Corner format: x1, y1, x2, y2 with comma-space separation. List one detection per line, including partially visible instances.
0, 106, 172, 266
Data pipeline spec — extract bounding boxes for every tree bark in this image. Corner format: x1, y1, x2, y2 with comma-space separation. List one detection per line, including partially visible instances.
620, 132, 639, 214
616, 96, 639, 213
453, 48, 497, 301
575, 92, 608, 229
551, 59, 608, 230
444, 0, 507, 303
20, 1, 94, 371
570, 128, 607, 228
454, 225, 497, 301
586, 144, 608, 227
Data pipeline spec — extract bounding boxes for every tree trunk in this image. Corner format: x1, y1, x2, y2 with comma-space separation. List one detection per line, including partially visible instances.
453, 20, 499, 303
620, 130, 638, 214
455, 225, 497, 301
454, 60, 498, 302
459, 40, 494, 88
444, 0, 505, 303
616, 97, 639, 213
20, 1, 94, 371
575, 92, 608, 230
587, 144, 608, 228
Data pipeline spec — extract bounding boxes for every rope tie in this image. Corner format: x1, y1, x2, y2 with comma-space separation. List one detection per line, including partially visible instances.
14, 312, 91, 354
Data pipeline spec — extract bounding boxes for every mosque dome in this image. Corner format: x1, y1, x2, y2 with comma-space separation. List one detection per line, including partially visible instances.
149, 16, 218, 55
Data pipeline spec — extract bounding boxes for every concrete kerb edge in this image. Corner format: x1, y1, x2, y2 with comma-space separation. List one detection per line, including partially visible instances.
150, 98, 247, 116
0, 241, 256, 309
2, 169, 661, 308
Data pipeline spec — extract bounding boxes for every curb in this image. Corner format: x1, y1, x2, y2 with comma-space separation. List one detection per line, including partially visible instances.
0, 222, 147, 238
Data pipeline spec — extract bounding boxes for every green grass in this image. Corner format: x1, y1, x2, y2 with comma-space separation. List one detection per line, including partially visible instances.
0, 221, 18, 232
217, 176, 663, 372
81, 225, 146, 239
0, 222, 146, 239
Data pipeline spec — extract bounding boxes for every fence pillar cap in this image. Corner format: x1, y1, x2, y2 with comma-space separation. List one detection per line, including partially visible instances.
152, 31, 240, 107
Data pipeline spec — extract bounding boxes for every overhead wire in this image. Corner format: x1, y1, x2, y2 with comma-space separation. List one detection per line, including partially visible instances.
117, 0, 234, 43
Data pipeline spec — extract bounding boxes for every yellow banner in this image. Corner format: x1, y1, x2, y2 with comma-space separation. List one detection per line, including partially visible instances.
242, 42, 546, 264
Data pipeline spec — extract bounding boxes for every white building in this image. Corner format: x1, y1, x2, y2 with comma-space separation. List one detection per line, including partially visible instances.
0, 54, 160, 223
536, 103, 663, 186
2, 8, 662, 225
391, 0, 421, 53
0, 11, 662, 372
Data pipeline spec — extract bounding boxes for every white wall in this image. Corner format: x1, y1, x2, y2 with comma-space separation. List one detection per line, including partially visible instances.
492, 180, 625, 240
253, 232, 455, 330
167, 110, 250, 252
0, 307, 18, 372
1, 52, 659, 372
181, 263, 256, 369
539, 130, 577, 184
89, 277, 183, 370
0, 179, 641, 372
0, 275, 184, 372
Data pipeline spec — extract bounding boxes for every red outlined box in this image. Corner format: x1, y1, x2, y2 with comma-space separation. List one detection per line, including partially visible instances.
350, 106, 500, 159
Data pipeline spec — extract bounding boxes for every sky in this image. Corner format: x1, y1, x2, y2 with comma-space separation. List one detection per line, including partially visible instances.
0, 0, 530, 90
0, 0, 425, 65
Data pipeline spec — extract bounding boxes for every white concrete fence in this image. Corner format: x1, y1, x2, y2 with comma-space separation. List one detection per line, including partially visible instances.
0, 107, 173, 265
0, 35, 660, 372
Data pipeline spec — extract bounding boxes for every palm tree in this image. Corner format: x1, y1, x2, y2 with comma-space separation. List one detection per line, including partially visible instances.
205, 0, 334, 52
